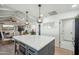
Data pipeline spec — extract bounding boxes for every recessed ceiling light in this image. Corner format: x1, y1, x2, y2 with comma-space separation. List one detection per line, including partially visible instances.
72, 4, 77, 8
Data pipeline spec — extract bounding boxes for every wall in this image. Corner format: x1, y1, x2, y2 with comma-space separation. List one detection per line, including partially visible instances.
41, 10, 79, 47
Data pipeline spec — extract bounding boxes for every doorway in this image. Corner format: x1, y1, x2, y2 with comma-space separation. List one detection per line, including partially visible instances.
59, 18, 75, 54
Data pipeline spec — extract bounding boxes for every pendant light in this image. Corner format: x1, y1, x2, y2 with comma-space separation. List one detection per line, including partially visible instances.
37, 4, 42, 35
25, 11, 29, 25
37, 4, 42, 23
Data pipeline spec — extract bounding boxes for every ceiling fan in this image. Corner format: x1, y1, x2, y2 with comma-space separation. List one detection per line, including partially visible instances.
0, 17, 16, 22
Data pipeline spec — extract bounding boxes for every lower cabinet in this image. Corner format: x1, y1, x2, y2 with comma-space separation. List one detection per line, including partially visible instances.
19, 43, 28, 55
18, 40, 55, 55
19, 44, 38, 55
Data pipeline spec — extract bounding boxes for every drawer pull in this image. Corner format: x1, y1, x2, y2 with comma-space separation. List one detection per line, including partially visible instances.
29, 49, 35, 53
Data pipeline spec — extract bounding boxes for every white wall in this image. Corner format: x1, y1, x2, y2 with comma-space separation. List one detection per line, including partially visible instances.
41, 10, 79, 47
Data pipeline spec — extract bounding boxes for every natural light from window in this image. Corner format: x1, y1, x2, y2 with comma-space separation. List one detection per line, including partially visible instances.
3, 25, 14, 27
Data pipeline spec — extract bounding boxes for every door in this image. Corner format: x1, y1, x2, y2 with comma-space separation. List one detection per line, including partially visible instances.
59, 18, 74, 51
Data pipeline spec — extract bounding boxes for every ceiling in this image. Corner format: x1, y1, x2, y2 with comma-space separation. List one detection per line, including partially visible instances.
0, 4, 79, 23
5, 4, 79, 17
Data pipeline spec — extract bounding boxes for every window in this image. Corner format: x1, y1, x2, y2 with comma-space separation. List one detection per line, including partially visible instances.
3, 25, 14, 30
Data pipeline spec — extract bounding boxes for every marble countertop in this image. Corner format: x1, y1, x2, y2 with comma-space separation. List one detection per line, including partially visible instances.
13, 35, 55, 51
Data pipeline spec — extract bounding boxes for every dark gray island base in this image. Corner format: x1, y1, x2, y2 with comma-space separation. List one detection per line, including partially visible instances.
13, 35, 55, 55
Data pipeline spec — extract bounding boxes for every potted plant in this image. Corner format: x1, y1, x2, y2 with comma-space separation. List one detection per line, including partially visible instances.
30, 29, 36, 35
23, 30, 29, 35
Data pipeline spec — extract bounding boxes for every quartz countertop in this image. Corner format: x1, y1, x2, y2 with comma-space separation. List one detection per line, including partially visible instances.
13, 35, 55, 51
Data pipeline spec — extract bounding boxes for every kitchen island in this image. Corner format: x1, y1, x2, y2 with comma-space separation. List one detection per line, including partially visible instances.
13, 35, 55, 55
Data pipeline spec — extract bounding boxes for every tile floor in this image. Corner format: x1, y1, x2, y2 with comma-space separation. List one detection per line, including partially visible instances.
0, 44, 14, 55
55, 47, 73, 55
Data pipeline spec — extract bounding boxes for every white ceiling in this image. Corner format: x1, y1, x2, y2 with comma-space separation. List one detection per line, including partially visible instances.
0, 4, 79, 23
5, 4, 79, 17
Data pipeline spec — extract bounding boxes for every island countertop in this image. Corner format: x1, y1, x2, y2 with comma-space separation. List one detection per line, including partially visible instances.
13, 35, 55, 51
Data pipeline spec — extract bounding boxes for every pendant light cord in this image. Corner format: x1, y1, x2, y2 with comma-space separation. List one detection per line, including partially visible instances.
38, 4, 41, 18
25, 11, 29, 25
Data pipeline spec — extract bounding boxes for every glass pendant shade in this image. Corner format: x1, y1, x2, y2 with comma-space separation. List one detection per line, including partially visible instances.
26, 21, 29, 25
37, 17, 42, 23
37, 4, 43, 23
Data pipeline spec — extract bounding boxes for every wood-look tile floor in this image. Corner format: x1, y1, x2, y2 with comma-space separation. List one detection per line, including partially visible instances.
55, 47, 73, 55
0, 43, 73, 55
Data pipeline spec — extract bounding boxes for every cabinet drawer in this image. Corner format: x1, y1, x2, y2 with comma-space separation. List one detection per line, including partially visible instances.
19, 43, 28, 55
28, 47, 38, 55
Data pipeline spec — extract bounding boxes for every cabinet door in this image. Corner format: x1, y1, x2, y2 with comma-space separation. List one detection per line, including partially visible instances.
19, 42, 28, 55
